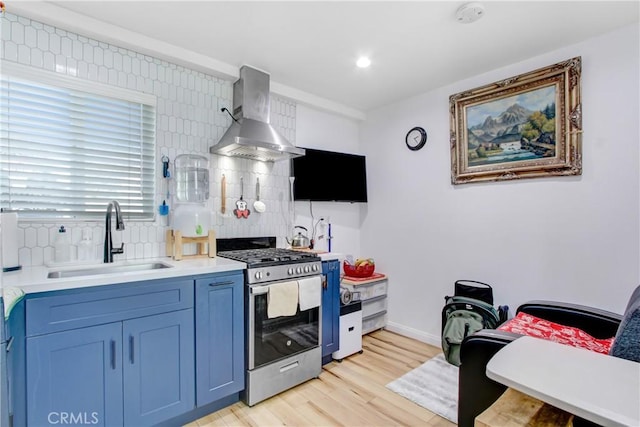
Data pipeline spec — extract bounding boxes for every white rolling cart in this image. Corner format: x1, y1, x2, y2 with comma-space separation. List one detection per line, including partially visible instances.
341, 274, 388, 335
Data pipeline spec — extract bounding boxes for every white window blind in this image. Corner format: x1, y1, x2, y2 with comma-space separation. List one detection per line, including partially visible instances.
0, 63, 156, 220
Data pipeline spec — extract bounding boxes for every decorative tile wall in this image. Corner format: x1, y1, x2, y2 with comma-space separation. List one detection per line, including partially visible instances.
0, 13, 296, 267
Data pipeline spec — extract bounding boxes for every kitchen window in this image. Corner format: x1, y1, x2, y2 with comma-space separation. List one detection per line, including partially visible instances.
0, 62, 156, 220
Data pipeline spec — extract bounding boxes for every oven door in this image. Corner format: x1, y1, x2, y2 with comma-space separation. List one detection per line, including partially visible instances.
248, 279, 321, 370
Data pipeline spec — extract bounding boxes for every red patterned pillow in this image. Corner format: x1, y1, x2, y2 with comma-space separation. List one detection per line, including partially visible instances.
498, 312, 615, 354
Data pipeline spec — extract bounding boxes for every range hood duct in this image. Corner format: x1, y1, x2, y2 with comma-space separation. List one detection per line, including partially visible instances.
210, 66, 305, 162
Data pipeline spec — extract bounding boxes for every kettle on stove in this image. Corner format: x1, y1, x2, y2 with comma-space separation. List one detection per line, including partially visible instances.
287, 226, 311, 249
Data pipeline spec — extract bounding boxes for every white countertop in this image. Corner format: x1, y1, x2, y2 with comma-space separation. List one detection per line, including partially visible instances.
317, 252, 343, 262
287, 248, 343, 262
486, 335, 640, 427
0, 250, 343, 296
0, 257, 246, 294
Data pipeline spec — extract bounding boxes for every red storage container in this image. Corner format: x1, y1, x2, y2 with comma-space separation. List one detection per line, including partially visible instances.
343, 260, 375, 278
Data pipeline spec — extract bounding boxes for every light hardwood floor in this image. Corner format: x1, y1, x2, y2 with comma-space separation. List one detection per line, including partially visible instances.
186, 330, 455, 427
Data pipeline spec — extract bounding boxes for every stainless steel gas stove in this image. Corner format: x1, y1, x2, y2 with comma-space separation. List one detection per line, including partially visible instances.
217, 247, 321, 284
217, 237, 323, 406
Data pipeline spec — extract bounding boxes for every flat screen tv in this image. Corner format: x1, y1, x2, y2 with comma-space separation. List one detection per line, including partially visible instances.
291, 147, 368, 202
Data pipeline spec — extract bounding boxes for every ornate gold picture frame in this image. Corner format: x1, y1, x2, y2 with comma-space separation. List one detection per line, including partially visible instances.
450, 57, 582, 185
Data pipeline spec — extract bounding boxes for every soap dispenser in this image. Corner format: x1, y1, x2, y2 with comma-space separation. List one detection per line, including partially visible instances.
54, 225, 71, 263
77, 229, 94, 261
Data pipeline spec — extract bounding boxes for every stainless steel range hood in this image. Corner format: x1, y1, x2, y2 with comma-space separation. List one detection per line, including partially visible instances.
210, 66, 305, 162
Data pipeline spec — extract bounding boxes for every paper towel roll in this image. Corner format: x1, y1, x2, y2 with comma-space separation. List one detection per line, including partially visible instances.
1, 211, 20, 271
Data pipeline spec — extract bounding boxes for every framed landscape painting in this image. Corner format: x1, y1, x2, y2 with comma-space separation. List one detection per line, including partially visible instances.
450, 57, 582, 185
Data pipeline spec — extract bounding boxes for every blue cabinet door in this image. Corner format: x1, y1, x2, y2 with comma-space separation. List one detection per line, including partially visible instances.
26, 322, 123, 427
1, 340, 6, 427
1, 298, 7, 427
122, 309, 195, 426
195, 273, 245, 406
321, 260, 341, 363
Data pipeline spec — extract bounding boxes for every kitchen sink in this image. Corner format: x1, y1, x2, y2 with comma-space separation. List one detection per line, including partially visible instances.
47, 262, 173, 279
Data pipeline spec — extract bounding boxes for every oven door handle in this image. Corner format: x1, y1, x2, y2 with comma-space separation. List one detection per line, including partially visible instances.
250, 286, 269, 296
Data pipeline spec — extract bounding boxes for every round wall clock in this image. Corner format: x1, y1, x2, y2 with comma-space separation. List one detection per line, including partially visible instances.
405, 126, 427, 151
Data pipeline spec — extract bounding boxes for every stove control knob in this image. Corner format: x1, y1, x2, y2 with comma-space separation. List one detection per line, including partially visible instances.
288, 268, 294, 275
255, 271, 262, 280
304, 266, 310, 273
312, 265, 318, 272
296, 267, 302, 274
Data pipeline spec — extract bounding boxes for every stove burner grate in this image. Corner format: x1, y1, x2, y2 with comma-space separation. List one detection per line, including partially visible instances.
217, 248, 319, 267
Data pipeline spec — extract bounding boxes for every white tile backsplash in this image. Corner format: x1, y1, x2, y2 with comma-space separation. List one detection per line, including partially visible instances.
30, 48, 43, 67
1, 12, 297, 267
4, 40, 16, 61
24, 25, 36, 48
10, 21, 22, 44
49, 33, 60, 54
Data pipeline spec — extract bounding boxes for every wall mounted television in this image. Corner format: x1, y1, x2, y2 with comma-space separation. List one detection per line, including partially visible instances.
291, 147, 368, 203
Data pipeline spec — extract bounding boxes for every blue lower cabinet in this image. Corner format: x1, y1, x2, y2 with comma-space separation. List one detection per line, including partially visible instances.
26, 310, 195, 427
123, 309, 195, 426
21, 274, 245, 426
1, 298, 8, 427
321, 260, 341, 364
195, 273, 245, 406
26, 322, 124, 427
0, 339, 7, 427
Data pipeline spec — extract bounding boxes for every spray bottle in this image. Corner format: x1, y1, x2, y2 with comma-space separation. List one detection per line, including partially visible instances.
54, 226, 71, 263
315, 218, 327, 252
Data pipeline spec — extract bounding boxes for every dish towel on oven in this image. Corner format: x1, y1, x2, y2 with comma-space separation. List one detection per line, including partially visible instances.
3, 286, 25, 320
298, 276, 322, 311
267, 280, 299, 318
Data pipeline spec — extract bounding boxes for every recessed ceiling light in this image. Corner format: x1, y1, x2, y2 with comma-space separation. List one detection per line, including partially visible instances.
356, 57, 371, 68
456, 2, 485, 24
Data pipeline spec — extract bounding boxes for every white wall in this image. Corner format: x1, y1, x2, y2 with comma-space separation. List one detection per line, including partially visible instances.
360, 24, 640, 345
292, 104, 364, 258
1, 12, 296, 266
1, 12, 365, 266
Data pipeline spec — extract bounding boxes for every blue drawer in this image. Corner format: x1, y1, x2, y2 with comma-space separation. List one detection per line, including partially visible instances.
26, 278, 194, 336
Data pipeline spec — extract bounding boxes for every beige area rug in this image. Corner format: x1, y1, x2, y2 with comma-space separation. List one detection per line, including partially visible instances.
386, 353, 459, 424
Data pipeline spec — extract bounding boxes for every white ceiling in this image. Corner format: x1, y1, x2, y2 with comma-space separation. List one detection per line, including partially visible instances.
11, 1, 640, 117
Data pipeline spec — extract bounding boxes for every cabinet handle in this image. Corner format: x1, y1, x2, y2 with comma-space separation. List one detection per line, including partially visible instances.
6, 336, 13, 352
110, 340, 116, 370
322, 276, 328, 290
129, 335, 134, 364
209, 280, 235, 287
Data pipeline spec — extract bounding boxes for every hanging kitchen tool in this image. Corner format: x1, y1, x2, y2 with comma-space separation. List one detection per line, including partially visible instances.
288, 176, 296, 225
158, 155, 170, 216
234, 176, 250, 219
162, 155, 171, 178
253, 177, 266, 213
221, 174, 227, 214
289, 177, 295, 204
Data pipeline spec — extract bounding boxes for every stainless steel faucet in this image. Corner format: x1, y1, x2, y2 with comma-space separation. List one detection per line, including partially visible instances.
104, 200, 125, 263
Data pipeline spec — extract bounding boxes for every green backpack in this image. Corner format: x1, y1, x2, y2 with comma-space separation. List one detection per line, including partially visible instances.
441, 295, 500, 366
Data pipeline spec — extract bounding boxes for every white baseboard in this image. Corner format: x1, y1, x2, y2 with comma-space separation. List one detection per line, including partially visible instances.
385, 321, 442, 348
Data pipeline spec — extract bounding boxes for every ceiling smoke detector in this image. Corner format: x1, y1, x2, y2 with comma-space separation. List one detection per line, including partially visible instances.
456, 2, 485, 24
